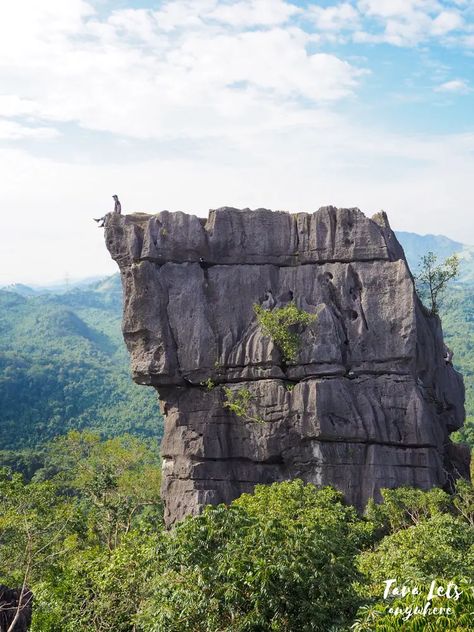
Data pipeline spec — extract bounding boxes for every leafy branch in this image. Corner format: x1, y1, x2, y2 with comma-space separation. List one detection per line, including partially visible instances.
223, 387, 264, 424
254, 301, 317, 362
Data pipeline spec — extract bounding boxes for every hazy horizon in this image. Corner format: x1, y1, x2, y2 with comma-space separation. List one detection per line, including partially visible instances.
1, 220, 470, 287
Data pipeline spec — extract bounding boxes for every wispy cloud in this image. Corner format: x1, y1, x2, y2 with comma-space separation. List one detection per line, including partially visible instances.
354, 0, 467, 46
0, 118, 59, 140
434, 78, 471, 93
308, 3, 360, 32
209, 0, 300, 27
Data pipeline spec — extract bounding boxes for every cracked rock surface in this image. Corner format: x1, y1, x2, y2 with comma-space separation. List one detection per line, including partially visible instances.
105, 206, 469, 526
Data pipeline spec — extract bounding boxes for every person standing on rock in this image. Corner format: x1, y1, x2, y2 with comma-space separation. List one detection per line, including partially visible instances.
113, 194, 121, 214
444, 344, 454, 365
93, 195, 122, 227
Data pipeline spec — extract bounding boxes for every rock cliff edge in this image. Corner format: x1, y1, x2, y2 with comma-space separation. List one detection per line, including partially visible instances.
105, 206, 470, 526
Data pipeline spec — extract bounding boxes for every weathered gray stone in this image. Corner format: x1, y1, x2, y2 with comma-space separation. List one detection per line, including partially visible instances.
105, 206, 469, 526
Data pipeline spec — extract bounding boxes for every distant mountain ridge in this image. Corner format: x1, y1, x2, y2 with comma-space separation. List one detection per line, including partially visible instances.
1, 276, 114, 296
395, 231, 474, 283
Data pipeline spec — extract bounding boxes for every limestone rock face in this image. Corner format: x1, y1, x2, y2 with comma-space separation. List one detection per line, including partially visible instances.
105, 206, 469, 526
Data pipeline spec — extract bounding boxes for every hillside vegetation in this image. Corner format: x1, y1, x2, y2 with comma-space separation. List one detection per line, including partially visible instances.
443, 286, 474, 446
1, 432, 473, 631
0, 276, 161, 452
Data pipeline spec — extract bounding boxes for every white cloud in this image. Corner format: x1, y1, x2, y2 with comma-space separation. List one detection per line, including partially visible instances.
0, 0, 95, 65
2, 123, 474, 285
209, 0, 300, 27
152, 1, 218, 32
0, 95, 39, 117
431, 10, 464, 34
308, 3, 360, 32
355, 0, 466, 45
357, 0, 440, 19
0, 2, 365, 145
434, 78, 470, 92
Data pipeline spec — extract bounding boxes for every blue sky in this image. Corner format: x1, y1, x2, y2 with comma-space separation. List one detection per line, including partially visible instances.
0, 0, 473, 284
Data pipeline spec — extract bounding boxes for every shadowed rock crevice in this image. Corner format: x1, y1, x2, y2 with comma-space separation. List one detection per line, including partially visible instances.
0, 585, 33, 632
105, 206, 469, 526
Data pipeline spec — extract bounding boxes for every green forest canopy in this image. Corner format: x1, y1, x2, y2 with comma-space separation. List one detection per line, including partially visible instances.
1, 432, 473, 631
0, 276, 161, 453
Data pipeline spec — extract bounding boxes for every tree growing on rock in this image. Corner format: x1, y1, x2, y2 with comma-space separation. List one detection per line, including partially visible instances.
254, 302, 317, 363
415, 251, 460, 315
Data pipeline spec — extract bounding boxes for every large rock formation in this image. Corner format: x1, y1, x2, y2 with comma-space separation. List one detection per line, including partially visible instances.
105, 206, 469, 526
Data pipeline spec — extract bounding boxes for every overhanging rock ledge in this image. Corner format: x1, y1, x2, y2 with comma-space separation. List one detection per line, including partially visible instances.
104, 206, 470, 526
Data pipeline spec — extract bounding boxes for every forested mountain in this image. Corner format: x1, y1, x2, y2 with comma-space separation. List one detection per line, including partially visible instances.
396, 231, 463, 269
0, 276, 161, 452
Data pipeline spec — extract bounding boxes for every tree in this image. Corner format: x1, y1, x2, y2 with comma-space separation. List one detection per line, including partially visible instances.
0, 585, 33, 632
32, 530, 159, 632
0, 432, 164, 631
452, 478, 474, 528
359, 513, 474, 588
415, 252, 459, 315
355, 486, 474, 631
0, 469, 76, 632
352, 580, 474, 632
222, 386, 264, 424
37, 431, 163, 550
365, 486, 451, 535
137, 481, 370, 632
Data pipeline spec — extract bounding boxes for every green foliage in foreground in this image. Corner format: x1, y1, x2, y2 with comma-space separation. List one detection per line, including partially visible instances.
138, 482, 369, 632
254, 301, 317, 363
353, 484, 474, 631
352, 581, 474, 632
2, 434, 474, 632
0, 431, 163, 632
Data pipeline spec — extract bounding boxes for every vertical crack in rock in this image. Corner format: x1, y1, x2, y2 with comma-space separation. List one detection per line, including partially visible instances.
105, 206, 470, 526
347, 264, 369, 332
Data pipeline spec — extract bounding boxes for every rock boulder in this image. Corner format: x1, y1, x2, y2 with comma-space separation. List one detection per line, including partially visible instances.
105, 206, 469, 525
